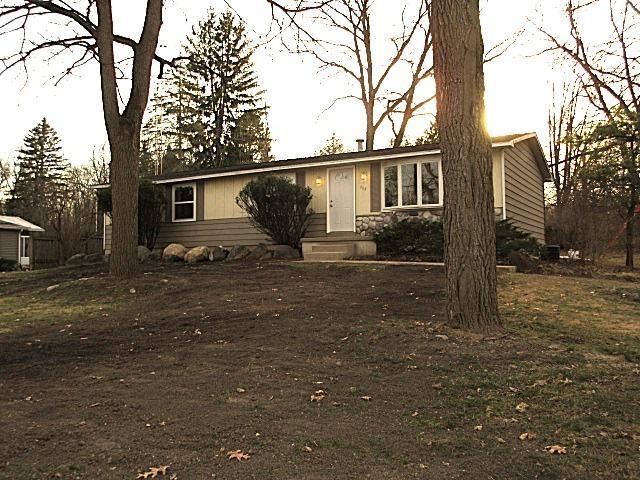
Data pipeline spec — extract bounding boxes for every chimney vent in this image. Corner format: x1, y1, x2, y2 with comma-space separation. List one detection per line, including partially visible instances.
356, 139, 365, 152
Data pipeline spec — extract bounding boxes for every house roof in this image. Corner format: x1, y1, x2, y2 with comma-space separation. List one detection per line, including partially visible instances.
91, 132, 550, 188
0, 216, 45, 232
146, 132, 550, 185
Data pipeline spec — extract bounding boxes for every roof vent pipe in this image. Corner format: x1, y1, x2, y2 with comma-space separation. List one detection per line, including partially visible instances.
356, 139, 365, 152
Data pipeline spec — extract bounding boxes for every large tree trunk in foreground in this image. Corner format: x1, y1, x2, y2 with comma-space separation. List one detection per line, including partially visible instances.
109, 123, 141, 277
432, 0, 500, 331
96, 0, 162, 279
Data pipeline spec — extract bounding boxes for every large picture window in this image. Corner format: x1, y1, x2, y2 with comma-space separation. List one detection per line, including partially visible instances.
172, 183, 196, 222
383, 160, 441, 208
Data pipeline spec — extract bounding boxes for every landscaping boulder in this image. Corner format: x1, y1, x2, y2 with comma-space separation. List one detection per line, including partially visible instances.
226, 245, 251, 261
208, 246, 228, 261
84, 253, 107, 264
507, 251, 540, 273
163, 243, 188, 262
185, 246, 211, 264
137, 245, 152, 262
247, 243, 271, 261
66, 253, 86, 266
270, 245, 301, 260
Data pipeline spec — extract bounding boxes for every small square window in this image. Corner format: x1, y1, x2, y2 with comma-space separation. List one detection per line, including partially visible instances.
172, 184, 196, 221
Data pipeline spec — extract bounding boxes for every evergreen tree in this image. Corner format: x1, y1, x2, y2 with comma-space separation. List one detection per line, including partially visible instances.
228, 108, 273, 164
318, 133, 346, 155
7, 118, 68, 224
414, 120, 440, 145
143, 9, 270, 171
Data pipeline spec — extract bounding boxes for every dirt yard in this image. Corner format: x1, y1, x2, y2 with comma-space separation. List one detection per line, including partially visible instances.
1, 261, 639, 479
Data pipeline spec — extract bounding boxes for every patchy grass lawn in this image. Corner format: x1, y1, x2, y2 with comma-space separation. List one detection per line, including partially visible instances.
0, 262, 638, 479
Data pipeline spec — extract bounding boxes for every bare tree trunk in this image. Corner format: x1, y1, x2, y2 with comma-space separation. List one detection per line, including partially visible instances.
109, 122, 140, 277
432, 0, 500, 331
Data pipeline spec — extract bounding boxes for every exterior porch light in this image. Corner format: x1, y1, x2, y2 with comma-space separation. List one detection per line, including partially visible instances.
360, 172, 368, 182
315, 176, 323, 186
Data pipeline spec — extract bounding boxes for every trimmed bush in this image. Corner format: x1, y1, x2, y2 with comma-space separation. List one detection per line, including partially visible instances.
97, 178, 166, 250
495, 219, 541, 259
374, 218, 540, 261
0, 257, 17, 272
236, 175, 313, 249
374, 218, 444, 261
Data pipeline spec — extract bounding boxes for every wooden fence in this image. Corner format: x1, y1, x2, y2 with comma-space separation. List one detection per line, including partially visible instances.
32, 235, 104, 269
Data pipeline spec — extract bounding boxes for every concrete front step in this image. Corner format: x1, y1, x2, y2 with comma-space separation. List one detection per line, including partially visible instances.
311, 243, 355, 254
301, 237, 376, 261
303, 251, 353, 261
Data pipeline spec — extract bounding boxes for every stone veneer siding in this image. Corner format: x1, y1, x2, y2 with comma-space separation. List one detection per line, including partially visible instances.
355, 210, 441, 237
355, 207, 504, 237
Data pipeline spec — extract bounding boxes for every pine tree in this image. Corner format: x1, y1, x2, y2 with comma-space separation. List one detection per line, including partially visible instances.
7, 118, 68, 224
414, 121, 440, 145
143, 9, 270, 171
318, 133, 346, 155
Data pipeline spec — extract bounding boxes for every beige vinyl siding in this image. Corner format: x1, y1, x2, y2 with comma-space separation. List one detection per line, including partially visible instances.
204, 175, 255, 220
0, 229, 19, 262
104, 213, 327, 252
155, 213, 327, 249
305, 167, 328, 213
504, 143, 546, 242
355, 164, 371, 215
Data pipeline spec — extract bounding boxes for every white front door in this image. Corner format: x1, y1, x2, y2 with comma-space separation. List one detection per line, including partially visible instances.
328, 167, 355, 232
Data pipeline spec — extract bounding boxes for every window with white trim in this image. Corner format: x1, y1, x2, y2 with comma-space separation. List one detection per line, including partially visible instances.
383, 160, 441, 209
172, 183, 196, 222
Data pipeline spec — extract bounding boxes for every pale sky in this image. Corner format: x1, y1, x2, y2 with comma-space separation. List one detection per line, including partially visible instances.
0, 1, 591, 167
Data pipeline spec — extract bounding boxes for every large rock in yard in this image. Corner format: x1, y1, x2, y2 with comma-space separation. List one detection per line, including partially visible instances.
507, 251, 539, 273
163, 243, 188, 262
270, 245, 301, 260
66, 253, 86, 266
137, 245, 152, 262
226, 245, 251, 261
185, 246, 211, 264
209, 246, 228, 261
247, 243, 271, 261
84, 253, 107, 264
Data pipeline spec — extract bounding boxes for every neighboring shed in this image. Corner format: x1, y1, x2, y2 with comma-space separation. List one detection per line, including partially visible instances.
0, 216, 45, 268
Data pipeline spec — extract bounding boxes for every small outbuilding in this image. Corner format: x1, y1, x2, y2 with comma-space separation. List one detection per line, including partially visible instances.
0, 216, 45, 269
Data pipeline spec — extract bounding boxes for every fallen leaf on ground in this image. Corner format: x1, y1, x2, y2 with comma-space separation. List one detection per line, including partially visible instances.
496, 437, 505, 443
136, 465, 169, 478
310, 390, 325, 402
432, 383, 443, 390
303, 446, 313, 452
516, 402, 529, 412
519, 432, 536, 440
236, 388, 246, 393
545, 445, 567, 454
360, 396, 372, 401
227, 450, 250, 461
474, 425, 483, 431
531, 379, 547, 387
